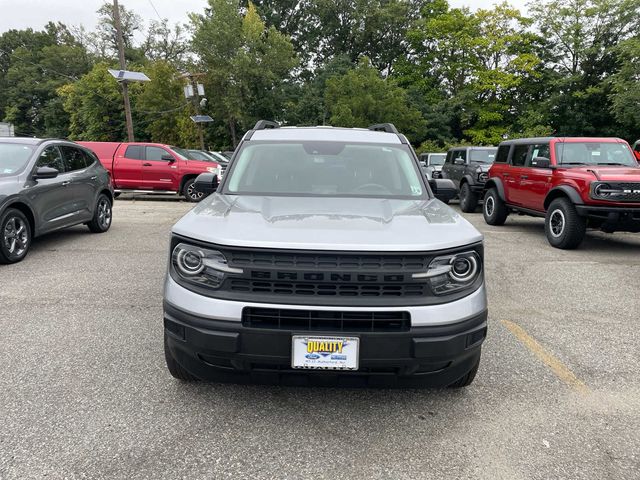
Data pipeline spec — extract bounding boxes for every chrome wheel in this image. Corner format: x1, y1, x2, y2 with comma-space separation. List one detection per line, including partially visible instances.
3, 216, 28, 257
550, 209, 565, 238
186, 182, 204, 201
97, 198, 112, 230
484, 195, 495, 217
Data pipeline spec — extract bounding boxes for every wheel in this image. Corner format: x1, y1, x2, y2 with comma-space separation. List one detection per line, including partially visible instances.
164, 334, 199, 381
87, 194, 112, 233
544, 198, 586, 249
459, 182, 479, 213
0, 208, 32, 264
448, 355, 480, 388
483, 188, 508, 225
183, 178, 204, 203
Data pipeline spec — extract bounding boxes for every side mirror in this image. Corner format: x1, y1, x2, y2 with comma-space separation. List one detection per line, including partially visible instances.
194, 172, 219, 197
453, 158, 465, 166
531, 157, 551, 168
429, 178, 457, 203
161, 154, 175, 162
34, 166, 59, 179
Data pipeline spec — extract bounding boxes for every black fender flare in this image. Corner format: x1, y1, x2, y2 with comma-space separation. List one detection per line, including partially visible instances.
484, 178, 505, 201
544, 185, 583, 210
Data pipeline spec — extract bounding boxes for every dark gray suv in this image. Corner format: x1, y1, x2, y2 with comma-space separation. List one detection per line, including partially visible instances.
442, 146, 497, 212
0, 138, 114, 264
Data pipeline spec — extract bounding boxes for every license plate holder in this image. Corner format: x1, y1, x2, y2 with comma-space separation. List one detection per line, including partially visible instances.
291, 335, 359, 370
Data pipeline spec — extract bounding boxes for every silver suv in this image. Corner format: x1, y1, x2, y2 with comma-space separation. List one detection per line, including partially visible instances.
163, 122, 488, 387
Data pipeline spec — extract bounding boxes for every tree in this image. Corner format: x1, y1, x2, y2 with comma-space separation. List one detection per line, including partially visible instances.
191, 0, 298, 146
325, 58, 425, 140
609, 38, 640, 138
89, 1, 144, 62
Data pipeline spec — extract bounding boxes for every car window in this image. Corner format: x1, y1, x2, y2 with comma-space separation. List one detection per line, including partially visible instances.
0, 143, 34, 177
60, 145, 89, 172
511, 145, 529, 167
36, 146, 65, 173
495, 145, 510, 163
226, 142, 424, 198
527, 144, 550, 167
429, 154, 446, 165
146, 146, 170, 161
125, 145, 144, 160
469, 149, 496, 164
445, 151, 454, 164
555, 142, 637, 167
455, 150, 467, 162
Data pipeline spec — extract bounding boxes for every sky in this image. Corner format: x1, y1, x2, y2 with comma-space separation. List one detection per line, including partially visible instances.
0, 0, 528, 34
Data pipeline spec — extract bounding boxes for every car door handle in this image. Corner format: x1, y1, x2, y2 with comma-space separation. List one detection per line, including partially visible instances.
61, 181, 70, 186
143, 163, 152, 166
90, 175, 97, 180
503, 173, 510, 178
521, 175, 528, 179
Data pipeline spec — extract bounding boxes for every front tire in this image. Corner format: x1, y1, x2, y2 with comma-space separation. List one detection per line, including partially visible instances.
544, 198, 586, 249
483, 188, 508, 225
183, 178, 204, 203
448, 354, 480, 388
459, 183, 479, 213
87, 194, 112, 233
0, 208, 32, 264
164, 334, 199, 381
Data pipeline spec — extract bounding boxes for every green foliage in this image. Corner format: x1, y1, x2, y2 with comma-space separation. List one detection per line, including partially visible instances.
191, 0, 298, 146
325, 58, 425, 140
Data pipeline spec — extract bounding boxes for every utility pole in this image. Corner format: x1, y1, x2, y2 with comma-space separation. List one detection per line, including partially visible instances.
113, 0, 135, 142
181, 72, 208, 150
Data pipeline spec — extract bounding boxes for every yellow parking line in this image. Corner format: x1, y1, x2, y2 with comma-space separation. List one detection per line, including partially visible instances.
501, 319, 589, 394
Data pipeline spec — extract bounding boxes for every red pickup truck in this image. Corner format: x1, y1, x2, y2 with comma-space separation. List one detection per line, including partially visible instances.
78, 142, 221, 202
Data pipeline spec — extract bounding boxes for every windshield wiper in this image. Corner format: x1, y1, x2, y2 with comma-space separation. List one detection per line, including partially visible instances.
558, 162, 587, 166
596, 162, 628, 166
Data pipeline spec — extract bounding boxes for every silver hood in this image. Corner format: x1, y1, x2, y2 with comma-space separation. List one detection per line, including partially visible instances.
172, 194, 483, 251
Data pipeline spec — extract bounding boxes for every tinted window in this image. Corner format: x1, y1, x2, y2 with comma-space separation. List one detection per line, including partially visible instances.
36, 146, 65, 172
555, 142, 637, 167
146, 146, 170, 161
469, 148, 496, 164
0, 143, 34, 177
528, 144, 550, 167
634, 142, 640, 152
495, 145, 510, 163
226, 142, 424, 198
60, 145, 88, 171
445, 151, 454, 164
125, 145, 144, 160
512, 145, 529, 167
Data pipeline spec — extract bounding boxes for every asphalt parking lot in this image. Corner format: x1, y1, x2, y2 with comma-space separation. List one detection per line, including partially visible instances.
1, 198, 639, 480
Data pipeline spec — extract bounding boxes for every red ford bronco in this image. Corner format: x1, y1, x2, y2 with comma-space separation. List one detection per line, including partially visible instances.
483, 137, 640, 249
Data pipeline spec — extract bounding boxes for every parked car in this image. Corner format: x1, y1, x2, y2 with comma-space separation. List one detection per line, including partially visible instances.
78, 142, 221, 202
418, 152, 446, 180
0, 138, 113, 264
185, 149, 218, 162
441, 146, 497, 212
206, 151, 230, 175
163, 121, 487, 388
632, 140, 640, 162
483, 137, 640, 249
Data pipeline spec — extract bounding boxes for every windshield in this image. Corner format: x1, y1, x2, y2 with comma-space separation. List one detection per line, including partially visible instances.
469, 149, 497, 164
170, 147, 192, 160
0, 143, 34, 177
429, 154, 446, 165
556, 142, 637, 167
225, 141, 425, 198
188, 150, 217, 162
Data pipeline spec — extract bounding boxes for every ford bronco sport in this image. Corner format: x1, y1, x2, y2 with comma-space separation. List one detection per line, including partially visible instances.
483, 137, 640, 249
441, 146, 497, 213
163, 121, 487, 387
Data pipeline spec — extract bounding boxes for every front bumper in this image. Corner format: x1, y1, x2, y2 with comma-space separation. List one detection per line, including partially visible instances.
575, 205, 640, 232
163, 278, 488, 387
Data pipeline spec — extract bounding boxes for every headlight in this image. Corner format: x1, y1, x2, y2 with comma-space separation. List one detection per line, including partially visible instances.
592, 182, 624, 199
171, 242, 242, 289
478, 172, 488, 182
413, 251, 482, 295
206, 166, 221, 176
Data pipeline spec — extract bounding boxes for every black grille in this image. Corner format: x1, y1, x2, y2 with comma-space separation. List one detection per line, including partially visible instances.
228, 251, 429, 270
243, 307, 410, 332
229, 279, 426, 297
595, 182, 640, 202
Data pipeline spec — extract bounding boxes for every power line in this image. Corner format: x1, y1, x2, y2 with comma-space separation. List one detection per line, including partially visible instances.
147, 0, 164, 22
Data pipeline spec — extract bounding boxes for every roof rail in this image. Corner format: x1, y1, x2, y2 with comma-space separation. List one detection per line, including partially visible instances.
253, 120, 280, 130
368, 123, 399, 134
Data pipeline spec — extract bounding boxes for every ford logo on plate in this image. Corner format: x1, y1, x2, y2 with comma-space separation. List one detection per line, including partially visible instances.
305, 353, 320, 360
